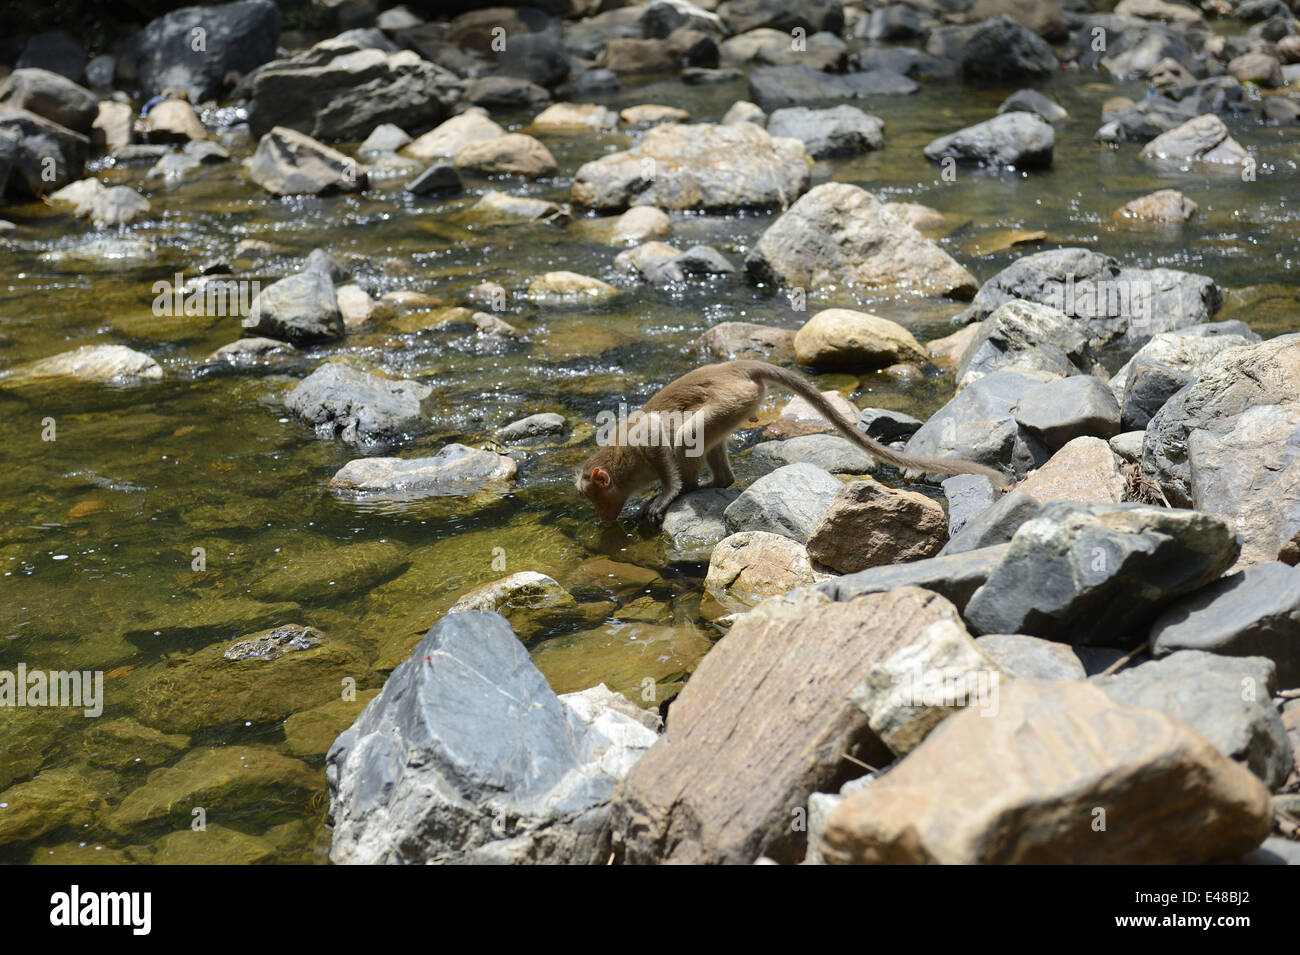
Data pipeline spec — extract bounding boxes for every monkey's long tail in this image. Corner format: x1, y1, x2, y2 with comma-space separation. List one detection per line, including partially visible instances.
745, 361, 1011, 489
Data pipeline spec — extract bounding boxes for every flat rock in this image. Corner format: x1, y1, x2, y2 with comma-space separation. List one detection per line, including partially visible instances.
329, 445, 516, 498
975, 633, 1085, 679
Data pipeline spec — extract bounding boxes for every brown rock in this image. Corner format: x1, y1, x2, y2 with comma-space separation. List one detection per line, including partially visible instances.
704, 531, 820, 612
1228, 52, 1284, 88
806, 479, 948, 573
762, 389, 859, 438
1017, 436, 1127, 504
454, 133, 556, 178
695, 321, 795, 362
1112, 188, 1199, 224
598, 38, 678, 73
793, 308, 928, 371
611, 586, 965, 864
823, 679, 1274, 864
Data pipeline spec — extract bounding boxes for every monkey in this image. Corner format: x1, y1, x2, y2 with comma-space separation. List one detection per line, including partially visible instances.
575, 360, 1009, 526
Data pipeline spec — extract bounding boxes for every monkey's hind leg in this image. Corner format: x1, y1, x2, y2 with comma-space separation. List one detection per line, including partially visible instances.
704, 443, 735, 489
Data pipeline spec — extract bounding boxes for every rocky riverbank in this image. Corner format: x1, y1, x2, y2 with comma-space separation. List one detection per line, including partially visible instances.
0, 0, 1298, 865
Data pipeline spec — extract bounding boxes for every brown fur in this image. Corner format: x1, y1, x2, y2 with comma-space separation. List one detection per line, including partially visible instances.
576, 360, 1009, 524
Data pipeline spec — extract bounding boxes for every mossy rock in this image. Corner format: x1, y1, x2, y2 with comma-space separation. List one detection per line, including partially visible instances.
106, 745, 319, 838
532, 620, 714, 705
145, 824, 279, 865
248, 540, 411, 604
82, 718, 191, 772
132, 625, 371, 734
283, 689, 382, 757
0, 767, 111, 848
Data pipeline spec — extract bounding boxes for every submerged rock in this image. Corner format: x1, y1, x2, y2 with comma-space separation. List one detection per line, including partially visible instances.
7, 344, 161, 386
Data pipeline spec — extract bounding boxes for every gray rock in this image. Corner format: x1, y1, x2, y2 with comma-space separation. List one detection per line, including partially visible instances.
465, 76, 551, 111
817, 544, 1011, 612
1092, 650, 1292, 788
571, 121, 810, 213
247, 37, 463, 141
16, 31, 86, 83
1242, 836, 1300, 865
998, 88, 1068, 122
694, 322, 794, 362
766, 105, 884, 158
747, 64, 917, 111
942, 473, 999, 538
1109, 430, 1145, 463
723, 462, 842, 544
328, 445, 516, 498
0, 107, 89, 196
904, 370, 1050, 481
717, 0, 844, 34
84, 186, 150, 226
975, 633, 1086, 680
0, 68, 98, 135
303, 248, 350, 284
960, 15, 1058, 81
661, 487, 742, 562
1150, 562, 1300, 688
675, 246, 737, 278
863, 4, 929, 41
124, 0, 281, 102
1012, 375, 1122, 451
964, 501, 1241, 646
924, 111, 1053, 168
242, 270, 343, 344
956, 247, 1222, 351
1108, 326, 1257, 400
1141, 335, 1300, 565
940, 490, 1043, 556
407, 162, 462, 196
284, 363, 432, 446
248, 126, 367, 196
955, 299, 1095, 390
1121, 358, 1192, 432
750, 434, 879, 475
858, 408, 922, 442
327, 611, 657, 864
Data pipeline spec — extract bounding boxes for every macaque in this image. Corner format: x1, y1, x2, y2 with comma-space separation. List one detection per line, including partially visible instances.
576, 360, 1009, 526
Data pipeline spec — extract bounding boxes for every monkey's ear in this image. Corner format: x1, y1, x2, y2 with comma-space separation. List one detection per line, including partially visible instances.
591, 467, 610, 488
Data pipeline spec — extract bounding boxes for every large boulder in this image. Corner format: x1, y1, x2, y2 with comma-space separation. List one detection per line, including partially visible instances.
1142, 335, 1300, 566
963, 501, 1241, 645
609, 586, 961, 864
745, 182, 978, 299
923, 111, 1053, 168
954, 299, 1097, 389
124, 0, 281, 102
1139, 114, 1251, 168
247, 37, 463, 142
822, 679, 1272, 863
328, 611, 658, 864
284, 363, 432, 446
571, 122, 810, 212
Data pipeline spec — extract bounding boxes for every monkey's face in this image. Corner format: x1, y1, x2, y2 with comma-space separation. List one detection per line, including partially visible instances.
576, 464, 626, 522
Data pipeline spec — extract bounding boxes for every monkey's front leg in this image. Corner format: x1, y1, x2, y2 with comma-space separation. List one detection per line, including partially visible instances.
642, 444, 685, 528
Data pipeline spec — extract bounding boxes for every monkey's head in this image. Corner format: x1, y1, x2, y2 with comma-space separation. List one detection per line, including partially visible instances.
575, 450, 628, 522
